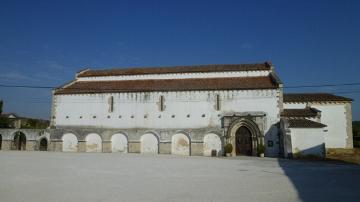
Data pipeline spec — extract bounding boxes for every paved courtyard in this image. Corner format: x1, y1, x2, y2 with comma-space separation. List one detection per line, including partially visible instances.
0, 151, 359, 202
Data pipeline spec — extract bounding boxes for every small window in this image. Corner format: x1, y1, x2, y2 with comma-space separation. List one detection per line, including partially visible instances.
159, 95, 165, 111
108, 96, 114, 113
268, 140, 273, 147
215, 94, 221, 111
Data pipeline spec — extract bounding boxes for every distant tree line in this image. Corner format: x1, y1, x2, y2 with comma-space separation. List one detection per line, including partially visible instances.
0, 100, 49, 129
353, 121, 360, 148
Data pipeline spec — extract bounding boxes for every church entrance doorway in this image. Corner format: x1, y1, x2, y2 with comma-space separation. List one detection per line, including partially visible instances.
39, 138, 48, 151
235, 126, 253, 156
13, 131, 26, 150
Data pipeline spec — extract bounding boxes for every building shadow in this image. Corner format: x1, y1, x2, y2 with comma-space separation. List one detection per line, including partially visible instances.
277, 144, 360, 202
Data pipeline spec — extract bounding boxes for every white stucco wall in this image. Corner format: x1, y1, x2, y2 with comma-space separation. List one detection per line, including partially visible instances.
85, 133, 102, 152
284, 102, 350, 148
54, 89, 279, 131
62, 133, 78, 152
290, 128, 325, 157
111, 133, 128, 153
140, 133, 158, 154
171, 133, 190, 156
310, 104, 348, 148
77, 70, 270, 81
203, 133, 222, 156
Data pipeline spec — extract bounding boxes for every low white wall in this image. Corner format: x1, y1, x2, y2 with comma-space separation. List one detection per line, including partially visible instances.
140, 133, 158, 154
111, 133, 128, 153
290, 128, 325, 157
171, 133, 190, 156
85, 133, 102, 152
203, 133, 222, 156
62, 133, 78, 152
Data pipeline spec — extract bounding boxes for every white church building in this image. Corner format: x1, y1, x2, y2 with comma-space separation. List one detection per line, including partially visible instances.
0, 62, 353, 157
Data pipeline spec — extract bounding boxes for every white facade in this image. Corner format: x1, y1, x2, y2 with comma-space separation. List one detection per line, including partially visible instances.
47, 63, 353, 157
54, 89, 279, 130
289, 128, 326, 157
284, 102, 352, 148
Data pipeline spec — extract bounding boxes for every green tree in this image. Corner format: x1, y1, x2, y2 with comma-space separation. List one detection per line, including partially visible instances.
0, 99, 3, 114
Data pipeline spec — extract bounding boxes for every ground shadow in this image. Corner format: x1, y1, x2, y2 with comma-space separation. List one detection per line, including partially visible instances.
277, 145, 360, 202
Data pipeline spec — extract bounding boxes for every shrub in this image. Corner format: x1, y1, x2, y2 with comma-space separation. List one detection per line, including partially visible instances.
257, 143, 265, 154
224, 143, 233, 154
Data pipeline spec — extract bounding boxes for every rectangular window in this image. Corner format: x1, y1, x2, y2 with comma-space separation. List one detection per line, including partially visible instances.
108, 96, 114, 112
215, 94, 221, 111
160, 95, 165, 111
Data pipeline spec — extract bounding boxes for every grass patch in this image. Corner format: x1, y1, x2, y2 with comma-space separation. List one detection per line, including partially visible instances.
326, 148, 360, 164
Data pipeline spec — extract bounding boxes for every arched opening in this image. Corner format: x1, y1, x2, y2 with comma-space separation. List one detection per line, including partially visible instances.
85, 133, 102, 152
140, 133, 158, 154
62, 133, 78, 152
171, 133, 190, 156
235, 126, 253, 156
227, 118, 261, 157
13, 131, 26, 150
111, 133, 128, 153
203, 133, 222, 156
39, 138, 48, 151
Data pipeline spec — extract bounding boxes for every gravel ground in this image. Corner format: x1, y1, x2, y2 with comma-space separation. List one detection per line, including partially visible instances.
0, 151, 359, 202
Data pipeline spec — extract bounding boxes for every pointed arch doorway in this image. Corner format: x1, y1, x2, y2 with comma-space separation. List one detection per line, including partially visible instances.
235, 126, 253, 156
227, 118, 261, 156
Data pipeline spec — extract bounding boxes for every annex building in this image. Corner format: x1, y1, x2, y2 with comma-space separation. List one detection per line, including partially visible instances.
0, 62, 353, 157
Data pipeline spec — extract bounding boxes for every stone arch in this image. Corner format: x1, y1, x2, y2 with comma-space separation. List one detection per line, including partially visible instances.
62, 133, 78, 152
85, 133, 102, 152
111, 133, 128, 153
171, 132, 190, 156
203, 133, 222, 156
227, 118, 261, 156
140, 133, 159, 154
12, 131, 26, 150
39, 138, 48, 151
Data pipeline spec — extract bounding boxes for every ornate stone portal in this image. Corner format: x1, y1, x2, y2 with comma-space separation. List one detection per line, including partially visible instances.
223, 114, 265, 156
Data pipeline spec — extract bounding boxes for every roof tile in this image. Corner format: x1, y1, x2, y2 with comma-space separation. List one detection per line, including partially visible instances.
55, 76, 279, 95
77, 62, 271, 77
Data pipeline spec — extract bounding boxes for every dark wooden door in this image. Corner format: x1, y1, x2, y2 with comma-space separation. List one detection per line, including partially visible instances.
39, 139, 48, 151
235, 126, 252, 156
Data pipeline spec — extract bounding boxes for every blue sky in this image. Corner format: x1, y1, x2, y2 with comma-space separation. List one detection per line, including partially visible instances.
0, 0, 359, 120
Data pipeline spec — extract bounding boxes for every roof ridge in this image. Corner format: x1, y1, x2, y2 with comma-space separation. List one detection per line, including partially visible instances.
77, 62, 271, 77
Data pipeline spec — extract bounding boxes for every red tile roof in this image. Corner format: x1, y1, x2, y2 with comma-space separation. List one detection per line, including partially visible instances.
55, 76, 279, 95
288, 119, 327, 128
77, 62, 272, 77
281, 108, 320, 118
284, 93, 353, 102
